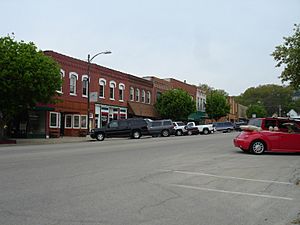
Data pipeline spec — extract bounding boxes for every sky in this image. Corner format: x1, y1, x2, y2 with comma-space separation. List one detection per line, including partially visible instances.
1, 0, 300, 96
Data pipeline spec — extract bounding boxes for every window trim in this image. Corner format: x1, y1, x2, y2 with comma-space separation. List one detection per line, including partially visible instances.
130, 87, 134, 101
99, 78, 107, 99
141, 90, 145, 103
135, 88, 140, 102
73, 114, 81, 129
119, 83, 125, 102
109, 80, 116, 100
147, 91, 151, 104
56, 69, 65, 94
65, 114, 73, 128
49, 112, 60, 128
81, 115, 87, 129
82, 75, 88, 98
69, 72, 78, 96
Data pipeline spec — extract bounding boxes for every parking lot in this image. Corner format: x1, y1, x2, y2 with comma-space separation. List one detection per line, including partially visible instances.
0, 132, 300, 225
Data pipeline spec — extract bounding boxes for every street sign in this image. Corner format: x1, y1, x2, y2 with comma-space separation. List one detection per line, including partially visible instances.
90, 92, 98, 102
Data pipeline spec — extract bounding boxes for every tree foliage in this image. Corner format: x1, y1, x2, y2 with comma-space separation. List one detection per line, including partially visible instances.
206, 90, 230, 121
272, 24, 300, 89
235, 84, 293, 116
246, 104, 267, 118
0, 35, 62, 138
154, 89, 196, 121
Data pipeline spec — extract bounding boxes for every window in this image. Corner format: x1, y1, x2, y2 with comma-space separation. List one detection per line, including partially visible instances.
73, 115, 80, 129
57, 69, 65, 93
81, 115, 87, 128
156, 91, 161, 101
141, 90, 145, 103
69, 72, 78, 95
110, 81, 116, 100
49, 112, 60, 128
65, 115, 72, 128
147, 91, 151, 104
109, 121, 118, 128
119, 83, 125, 101
135, 88, 140, 102
82, 75, 88, 97
99, 78, 106, 98
130, 87, 134, 101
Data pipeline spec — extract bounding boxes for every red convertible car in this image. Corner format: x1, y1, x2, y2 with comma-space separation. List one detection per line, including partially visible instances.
233, 122, 300, 154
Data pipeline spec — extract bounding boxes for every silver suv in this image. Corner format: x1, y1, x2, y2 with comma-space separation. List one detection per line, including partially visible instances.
147, 119, 175, 137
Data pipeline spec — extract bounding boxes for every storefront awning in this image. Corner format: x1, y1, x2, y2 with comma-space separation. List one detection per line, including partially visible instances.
128, 102, 158, 118
188, 111, 207, 121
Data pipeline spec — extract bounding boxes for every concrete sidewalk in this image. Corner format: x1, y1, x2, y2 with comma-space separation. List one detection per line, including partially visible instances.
1, 136, 94, 146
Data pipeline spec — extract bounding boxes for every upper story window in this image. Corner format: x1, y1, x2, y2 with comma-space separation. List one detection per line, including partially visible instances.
119, 83, 125, 102
135, 88, 140, 102
147, 91, 151, 104
99, 78, 106, 98
110, 81, 116, 100
57, 69, 65, 93
82, 75, 88, 97
69, 72, 78, 96
130, 87, 134, 101
141, 90, 145, 103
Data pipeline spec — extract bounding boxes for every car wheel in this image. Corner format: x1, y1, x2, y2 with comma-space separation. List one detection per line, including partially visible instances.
161, 129, 170, 137
176, 130, 183, 136
132, 130, 141, 139
203, 129, 209, 135
250, 140, 265, 154
227, 128, 232, 133
96, 133, 105, 141
187, 130, 192, 135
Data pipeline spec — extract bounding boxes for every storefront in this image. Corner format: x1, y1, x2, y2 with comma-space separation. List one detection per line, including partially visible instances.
95, 104, 127, 128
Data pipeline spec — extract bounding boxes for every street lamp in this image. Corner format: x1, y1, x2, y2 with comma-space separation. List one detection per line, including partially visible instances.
87, 51, 111, 134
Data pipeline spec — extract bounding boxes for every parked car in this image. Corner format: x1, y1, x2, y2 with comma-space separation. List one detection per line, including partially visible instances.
213, 122, 234, 132
148, 119, 175, 137
234, 121, 248, 131
90, 118, 149, 141
184, 123, 200, 135
173, 121, 187, 136
234, 122, 300, 154
186, 122, 215, 134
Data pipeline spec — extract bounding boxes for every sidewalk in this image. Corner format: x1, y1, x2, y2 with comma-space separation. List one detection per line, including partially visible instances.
0, 136, 94, 146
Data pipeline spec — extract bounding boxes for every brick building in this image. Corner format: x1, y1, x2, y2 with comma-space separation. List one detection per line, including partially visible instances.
41, 51, 156, 137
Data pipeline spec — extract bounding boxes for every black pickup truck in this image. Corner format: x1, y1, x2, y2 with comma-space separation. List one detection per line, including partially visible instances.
90, 118, 149, 141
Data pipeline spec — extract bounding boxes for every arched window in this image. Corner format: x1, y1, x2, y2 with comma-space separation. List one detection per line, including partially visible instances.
147, 91, 151, 104
130, 87, 134, 101
99, 78, 106, 98
69, 72, 78, 95
57, 69, 65, 93
82, 75, 88, 97
119, 83, 125, 101
135, 88, 140, 102
110, 81, 116, 100
141, 90, 145, 103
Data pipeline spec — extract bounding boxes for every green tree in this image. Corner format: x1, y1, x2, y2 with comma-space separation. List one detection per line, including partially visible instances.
272, 24, 300, 89
154, 89, 196, 121
206, 90, 230, 121
235, 84, 293, 116
246, 104, 267, 118
0, 35, 62, 139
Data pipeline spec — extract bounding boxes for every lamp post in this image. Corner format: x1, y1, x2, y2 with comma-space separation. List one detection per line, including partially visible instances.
87, 51, 111, 134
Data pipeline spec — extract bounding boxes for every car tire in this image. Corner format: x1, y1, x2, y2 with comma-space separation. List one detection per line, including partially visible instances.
176, 130, 183, 136
187, 130, 192, 135
250, 140, 266, 155
161, 129, 170, 137
132, 130, 141, 139
96, 132, 105, 141
203, 129, 209, 135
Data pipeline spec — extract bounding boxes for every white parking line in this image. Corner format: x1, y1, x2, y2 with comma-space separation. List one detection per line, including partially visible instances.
169, 184, 294, 201
161, 170, 293, 185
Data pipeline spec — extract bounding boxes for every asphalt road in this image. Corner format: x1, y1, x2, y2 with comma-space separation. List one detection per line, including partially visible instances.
0, 133, 300, 225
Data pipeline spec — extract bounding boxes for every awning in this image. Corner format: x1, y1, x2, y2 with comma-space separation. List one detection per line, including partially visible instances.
128, 102, 158, 118
188, 111, 207, 121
